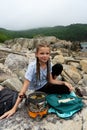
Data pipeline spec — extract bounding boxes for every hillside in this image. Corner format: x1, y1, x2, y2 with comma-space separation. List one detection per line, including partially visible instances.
0, 23, 87, 42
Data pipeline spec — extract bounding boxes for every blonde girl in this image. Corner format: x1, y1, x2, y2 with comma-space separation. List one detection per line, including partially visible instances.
0, 41, 74, 119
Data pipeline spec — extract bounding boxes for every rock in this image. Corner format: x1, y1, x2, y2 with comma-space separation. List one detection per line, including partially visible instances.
0, 63, 17, 82
52, 40, 72, 50
43, 36, 57, 43
83, 74, 87, 86
0, 106, 87, 130
4, 54, 28, 73
0, 37, 87, 130
80, 60, 87, 73
63, 65, 82, 84
52, 55, 65, 64
1, 77, 22, 91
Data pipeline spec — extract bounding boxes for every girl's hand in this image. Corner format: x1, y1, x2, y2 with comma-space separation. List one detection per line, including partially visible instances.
64, 82, 75, 92
0, 108, 16, 120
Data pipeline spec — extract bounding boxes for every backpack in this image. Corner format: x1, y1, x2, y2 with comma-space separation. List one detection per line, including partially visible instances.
0, 87, 18, 116
46, 92, 84, 119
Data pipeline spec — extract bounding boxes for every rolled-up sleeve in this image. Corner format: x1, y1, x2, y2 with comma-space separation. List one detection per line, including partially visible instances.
25, 63, 35, 81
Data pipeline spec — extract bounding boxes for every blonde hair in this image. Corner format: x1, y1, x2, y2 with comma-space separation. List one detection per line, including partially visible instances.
36, 41, 51, 82
36, 41, 50, 53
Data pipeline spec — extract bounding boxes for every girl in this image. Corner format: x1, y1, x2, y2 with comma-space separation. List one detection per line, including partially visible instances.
0, 41, 74, 119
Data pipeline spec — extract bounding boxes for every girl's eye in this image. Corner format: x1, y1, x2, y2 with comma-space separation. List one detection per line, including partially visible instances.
40, 53, 49, 55
40, 53, 44, 54
46, 53, 50, 55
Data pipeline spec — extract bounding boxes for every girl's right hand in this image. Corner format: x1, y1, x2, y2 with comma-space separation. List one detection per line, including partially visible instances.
0, 108, 16, 120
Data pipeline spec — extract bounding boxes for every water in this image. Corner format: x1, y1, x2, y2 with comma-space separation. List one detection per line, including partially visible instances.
80, 42, 87, 52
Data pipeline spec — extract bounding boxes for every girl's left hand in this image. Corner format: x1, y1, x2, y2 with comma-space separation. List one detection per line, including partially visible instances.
64, 82, 75, 91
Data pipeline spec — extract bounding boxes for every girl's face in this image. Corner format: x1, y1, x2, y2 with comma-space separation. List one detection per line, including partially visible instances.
35, 47, 50, 64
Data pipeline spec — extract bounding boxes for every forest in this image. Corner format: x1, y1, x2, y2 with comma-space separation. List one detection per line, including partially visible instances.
0, 23, 87, 43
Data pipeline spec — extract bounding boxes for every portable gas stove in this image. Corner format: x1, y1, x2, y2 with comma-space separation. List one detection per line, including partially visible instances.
26, 91, 48, 120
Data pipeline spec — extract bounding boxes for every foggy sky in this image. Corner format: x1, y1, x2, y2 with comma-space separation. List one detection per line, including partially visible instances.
0, 0, 87, 30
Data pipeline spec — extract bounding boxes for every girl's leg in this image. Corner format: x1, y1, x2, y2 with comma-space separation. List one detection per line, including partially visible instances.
37, 83, 70, 94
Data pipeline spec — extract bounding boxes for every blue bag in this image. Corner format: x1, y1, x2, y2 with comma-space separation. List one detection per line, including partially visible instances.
46, 92, 84, 118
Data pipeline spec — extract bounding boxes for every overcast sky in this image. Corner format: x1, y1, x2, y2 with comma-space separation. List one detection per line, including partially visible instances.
0, 0, 87, 30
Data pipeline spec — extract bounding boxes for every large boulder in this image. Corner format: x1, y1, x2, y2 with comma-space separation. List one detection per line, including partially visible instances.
0, 63, 17, 82
80, 60, 87, 73
52, 55, 65, 64
62, 65, 82, 84
1, 77, 22, 91
4, 54, 28, 73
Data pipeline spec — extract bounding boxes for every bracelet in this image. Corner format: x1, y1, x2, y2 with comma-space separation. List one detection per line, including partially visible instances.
18, 93, 26, 99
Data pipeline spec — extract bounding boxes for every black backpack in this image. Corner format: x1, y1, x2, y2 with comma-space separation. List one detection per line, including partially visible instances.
0, 87, 18, 116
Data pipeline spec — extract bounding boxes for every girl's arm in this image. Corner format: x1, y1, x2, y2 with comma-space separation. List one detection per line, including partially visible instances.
49, 74, 74, 91
12, 79, 30, 112
0, 79, 30, 119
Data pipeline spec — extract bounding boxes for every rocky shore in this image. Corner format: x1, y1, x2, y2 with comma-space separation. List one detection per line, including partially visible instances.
0, 36, 87, 130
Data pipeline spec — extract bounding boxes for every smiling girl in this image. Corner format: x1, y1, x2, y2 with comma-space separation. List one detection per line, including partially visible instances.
0, 41, 74, 119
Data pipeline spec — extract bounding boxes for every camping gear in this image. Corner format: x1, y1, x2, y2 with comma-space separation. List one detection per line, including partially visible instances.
46, 92, 84, 119
26, 91, 48, 120
0, 87, 18, 116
